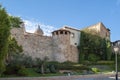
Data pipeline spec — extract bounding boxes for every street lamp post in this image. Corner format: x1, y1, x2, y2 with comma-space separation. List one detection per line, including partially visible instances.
114, 46, 119, 80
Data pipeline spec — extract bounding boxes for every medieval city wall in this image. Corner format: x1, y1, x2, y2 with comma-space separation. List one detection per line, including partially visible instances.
10, 27, 79, 63
11, 28, 54, 61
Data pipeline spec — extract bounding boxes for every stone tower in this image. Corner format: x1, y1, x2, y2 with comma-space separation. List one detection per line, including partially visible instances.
52, 29, 71, 62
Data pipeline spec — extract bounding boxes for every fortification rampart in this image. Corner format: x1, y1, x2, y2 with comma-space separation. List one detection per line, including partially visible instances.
10, 26, 79, 62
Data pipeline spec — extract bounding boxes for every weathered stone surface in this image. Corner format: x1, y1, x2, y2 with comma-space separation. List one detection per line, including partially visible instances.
10, 26, 79, 62
10, 22, 110, 63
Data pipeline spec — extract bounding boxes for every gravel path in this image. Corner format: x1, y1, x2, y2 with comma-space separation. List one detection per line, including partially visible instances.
0, 74, 117, 80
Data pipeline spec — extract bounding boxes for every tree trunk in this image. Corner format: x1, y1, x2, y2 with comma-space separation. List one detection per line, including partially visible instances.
41, 64, 44, 74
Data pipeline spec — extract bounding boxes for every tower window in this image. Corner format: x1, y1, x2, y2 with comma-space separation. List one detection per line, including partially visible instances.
60, 31, 63, 34
65, 32, 67, 35
56, 32, 58, 35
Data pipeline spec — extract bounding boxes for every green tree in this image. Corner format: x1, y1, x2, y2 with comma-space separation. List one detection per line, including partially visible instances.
9, 16, 23, 28
35, 56, 49, 74
0, 5, 10, 76
7, 36, 23, 62
40, 56, 49, 74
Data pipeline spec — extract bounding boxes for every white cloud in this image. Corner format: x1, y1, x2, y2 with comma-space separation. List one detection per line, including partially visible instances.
23, 19, 57, 36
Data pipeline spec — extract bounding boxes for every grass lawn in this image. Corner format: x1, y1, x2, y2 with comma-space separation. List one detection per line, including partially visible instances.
26, 68, 65, 77
1, 68, 65, 77
1, 61, 114, 77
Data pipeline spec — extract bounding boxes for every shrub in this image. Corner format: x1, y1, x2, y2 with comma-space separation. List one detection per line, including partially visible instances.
88, 54, 100, 62
18, 66, 29, 76
61, 61, 77, 65
47, 61, 60, 65
22, 55, 33, 68
4, 64, 21, 75
35, 67, 41, 73
91, 68, 100, 73
4, 53, 34, 75
81, 61, 91, 65
49, 65, 57, 73
34, 57, 49, 74
96, 61, 114, 65
45, 68, 51, 73
4, 64, 28, 76
8, 53, 34, 68
58, 64, 90, 71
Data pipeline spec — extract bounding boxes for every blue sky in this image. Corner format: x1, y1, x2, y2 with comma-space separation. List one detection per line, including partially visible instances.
0, 0, 120, 41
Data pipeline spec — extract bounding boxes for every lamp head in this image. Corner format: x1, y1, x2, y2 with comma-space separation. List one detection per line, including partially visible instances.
114, 46, 119, 53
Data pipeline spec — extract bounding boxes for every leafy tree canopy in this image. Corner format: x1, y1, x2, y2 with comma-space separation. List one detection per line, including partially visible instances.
0, 4, 23, 76
9, 16, 23, 28
0, 5, 11, 76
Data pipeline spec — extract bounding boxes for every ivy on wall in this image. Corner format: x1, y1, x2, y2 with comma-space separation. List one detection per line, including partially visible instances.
78, 30, 112, 63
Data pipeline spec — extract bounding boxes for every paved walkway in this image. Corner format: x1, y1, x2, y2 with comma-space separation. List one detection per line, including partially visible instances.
0, 74, 117, 80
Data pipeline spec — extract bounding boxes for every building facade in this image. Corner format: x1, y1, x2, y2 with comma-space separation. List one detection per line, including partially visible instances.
11, 25, 79, 62
84, 22, 110, 40
10, 22, 110, 63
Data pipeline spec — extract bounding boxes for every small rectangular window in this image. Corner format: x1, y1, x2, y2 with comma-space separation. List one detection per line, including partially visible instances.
60, 31, 63, 34
56, 32, 58, 35
75, 43, 77, 45
65, 32, 67, 35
